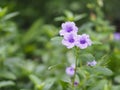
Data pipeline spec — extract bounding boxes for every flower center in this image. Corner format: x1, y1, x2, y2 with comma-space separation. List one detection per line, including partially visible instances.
80, 39, 86, 44
70, 67, 74, 71
74, 81, 78, 86
69, 38, 74, 43
67, 26, 73, 32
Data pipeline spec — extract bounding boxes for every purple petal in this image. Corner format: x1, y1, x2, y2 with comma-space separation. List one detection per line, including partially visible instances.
75, 34, 92, 49
59, 22, 78, 36
62, 33, 77, 49
114, 33, 120, 40
66, 66, 75, 76
87, 60, 97, 66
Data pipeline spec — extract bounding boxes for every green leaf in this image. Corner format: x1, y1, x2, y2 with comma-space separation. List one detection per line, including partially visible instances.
112, 85, 120, 90
92, 41, 102, 45
89, 80, 107, 90
48, 63, 63, 70
64, 10, 74, 19
2, 12, 19, 21
60, 80, 69, 89
43, 78, 56, 90
98, 55, 111, 66
114, 75, 120, 84
0, 70, 16, 80
79, 22, 94, 31
29, 74, 45, 90
79, 53, 95, 62
29, 74, 41, 85
51, 37, 62, 46
22, 19, 44, 44
0, 81, 15, 88
94, 66, 113, 76
54, 16, 65, 21
0, 7, 7, 17
74, 14, 86, 21
36, 83, 45, 90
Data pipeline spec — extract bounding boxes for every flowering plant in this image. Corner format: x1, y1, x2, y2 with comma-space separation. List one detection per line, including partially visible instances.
51, 21, 113, 90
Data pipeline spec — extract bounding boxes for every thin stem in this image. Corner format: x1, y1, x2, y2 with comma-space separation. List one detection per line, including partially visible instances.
72, 47, 79, 88
0, 58, 4, 68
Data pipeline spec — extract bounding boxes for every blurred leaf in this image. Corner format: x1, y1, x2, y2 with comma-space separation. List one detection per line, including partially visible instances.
112, 85, 120, 90
89, 80, 107, 90
34, 65, 46, 75
29, 74, 41, 85
92, 41, 102, 45
51, 37, 62, 46
36, 83, 45, 90
0, 7, 7, 17
55, 11, 86, 22
94, 66, 113, 76
79, 53, 95, 63
54, 16, 65, 21
22, 19, 43, 44
0, 70, 16, 80
98, 54, 111, 66
42, 25, 58, 37
64, 10, 74, 20
114, 75, 120, 84
74, 14, 86, 21
48, 63, 62, 70
0, 81, 15, 88
43, 78, 56, 90
60, 80, 69, 89
29, 74, 45, 90
2, 21, 17, 32
2, 12, 19, 21
79, 22, 94, 31
4, 58, 34, 77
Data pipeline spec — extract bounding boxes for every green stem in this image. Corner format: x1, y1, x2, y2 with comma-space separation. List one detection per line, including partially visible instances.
72, 47, 79, 88
0, 58, 4, 68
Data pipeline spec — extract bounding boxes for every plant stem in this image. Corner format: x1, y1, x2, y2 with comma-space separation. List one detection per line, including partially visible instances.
72, 47, 79, 88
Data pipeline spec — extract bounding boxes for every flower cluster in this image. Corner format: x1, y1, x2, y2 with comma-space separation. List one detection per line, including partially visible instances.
59, 21, 92, 49
60, 22, 94, 87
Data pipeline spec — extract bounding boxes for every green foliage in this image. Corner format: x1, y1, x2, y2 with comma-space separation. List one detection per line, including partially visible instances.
0, 0, 120, 90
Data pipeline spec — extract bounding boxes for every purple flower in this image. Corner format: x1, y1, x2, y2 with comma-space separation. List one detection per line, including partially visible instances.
76, 34, 92, 49
114, 33, 120, 40
62, 33, 77, 49
59, 22, 78, 36
66, 65, 75, 76
87, 60, 97, 66
74, 81, 79, 86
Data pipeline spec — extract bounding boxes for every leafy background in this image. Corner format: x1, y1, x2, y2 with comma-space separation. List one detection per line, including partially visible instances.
0, 0, 120, 90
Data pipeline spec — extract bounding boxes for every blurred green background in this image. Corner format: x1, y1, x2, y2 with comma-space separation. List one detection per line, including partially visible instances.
0, 0, 120, 90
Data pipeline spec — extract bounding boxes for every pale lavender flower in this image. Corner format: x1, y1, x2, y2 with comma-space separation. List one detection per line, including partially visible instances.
114, 33, 120, 40
62, 33, 77, 49
76, 34, 92, 49
66, 67, 75, 76
87, 60, 97, 66
66, 64, 75, 76
74, 81, 79, 86
59, 22, 78, 36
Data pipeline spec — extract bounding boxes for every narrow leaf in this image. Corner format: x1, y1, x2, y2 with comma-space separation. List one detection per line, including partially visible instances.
0, 81, 15, 88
